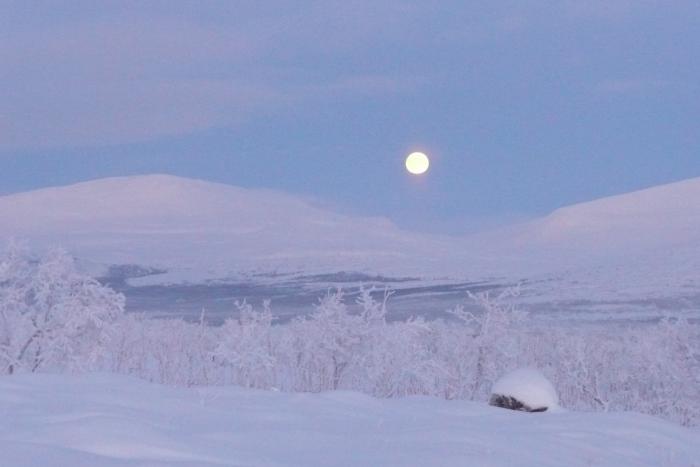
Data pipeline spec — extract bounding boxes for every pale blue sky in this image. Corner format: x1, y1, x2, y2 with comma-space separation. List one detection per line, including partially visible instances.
2, 1, 699, 233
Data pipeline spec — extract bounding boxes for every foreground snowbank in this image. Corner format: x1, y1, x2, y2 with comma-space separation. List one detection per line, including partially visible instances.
1, 374, 698, 466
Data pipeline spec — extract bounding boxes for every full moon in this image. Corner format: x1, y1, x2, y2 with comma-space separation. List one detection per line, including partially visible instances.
405, 152, 430, 175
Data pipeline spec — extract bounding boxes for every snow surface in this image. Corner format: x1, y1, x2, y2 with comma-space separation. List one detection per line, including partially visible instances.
491, 368, 559, 410
1, 373, 698, 467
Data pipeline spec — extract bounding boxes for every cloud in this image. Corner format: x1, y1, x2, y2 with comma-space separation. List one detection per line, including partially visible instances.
1, 78, 284, 149
3, 1, 691, 152
0, 18, 258, 150
0, 4, 425, 151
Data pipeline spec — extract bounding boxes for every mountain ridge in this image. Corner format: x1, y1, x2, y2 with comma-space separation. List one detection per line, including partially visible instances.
2, 174, 699, 287
0, 174, 454, 281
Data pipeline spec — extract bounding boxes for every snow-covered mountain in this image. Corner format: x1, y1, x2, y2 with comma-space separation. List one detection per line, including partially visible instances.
478, 177, 700, 262
0, 174, 457, 282
465, 177, 700, 309
2, 174, 699, 316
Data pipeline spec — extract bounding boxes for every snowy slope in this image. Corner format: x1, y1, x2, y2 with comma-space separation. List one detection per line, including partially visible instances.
535, 177, 700, 247
0, 175, 458, 282
460, 178, 700, 308
469, 177, 700, 267
2, 373, 698, 467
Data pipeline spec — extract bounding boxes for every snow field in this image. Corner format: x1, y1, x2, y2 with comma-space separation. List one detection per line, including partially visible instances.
1, 373, 699, 467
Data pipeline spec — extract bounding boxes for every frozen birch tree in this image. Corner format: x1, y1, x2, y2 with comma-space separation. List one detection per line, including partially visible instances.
0, 244, 125, 374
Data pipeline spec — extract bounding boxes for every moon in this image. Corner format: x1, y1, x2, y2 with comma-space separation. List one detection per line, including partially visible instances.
405, 152, 430, 175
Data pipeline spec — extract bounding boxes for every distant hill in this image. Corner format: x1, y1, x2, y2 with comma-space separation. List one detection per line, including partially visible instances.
2, 174, 698, 312
0, 174, 456, 282
513, 177, 699, 251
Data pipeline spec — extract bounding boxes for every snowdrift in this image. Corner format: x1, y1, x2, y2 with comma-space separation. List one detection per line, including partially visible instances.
1, 373, 698, 467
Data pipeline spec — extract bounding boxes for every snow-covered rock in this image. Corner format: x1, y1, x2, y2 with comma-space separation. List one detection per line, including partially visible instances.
490, 368, 559, 412
1, 373, 698, 466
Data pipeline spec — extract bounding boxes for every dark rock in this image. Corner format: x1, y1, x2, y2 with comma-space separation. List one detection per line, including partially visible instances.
489, 394, 548, 413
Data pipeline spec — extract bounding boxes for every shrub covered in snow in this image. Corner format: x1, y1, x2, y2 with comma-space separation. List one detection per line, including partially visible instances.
490, 368, 559, 412
0, 243, 125, 374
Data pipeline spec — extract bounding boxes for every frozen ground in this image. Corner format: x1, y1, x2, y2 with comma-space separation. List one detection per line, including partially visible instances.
2, 373, 699, 467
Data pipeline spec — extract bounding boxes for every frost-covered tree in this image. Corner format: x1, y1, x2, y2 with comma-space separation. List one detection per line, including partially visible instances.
284, 290, 366, 391
446, 288, 527, 399
0, 244, 125, 374
214, 300, 276, 388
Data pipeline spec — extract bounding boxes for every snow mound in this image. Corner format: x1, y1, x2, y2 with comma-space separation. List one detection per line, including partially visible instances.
491, 368, 559, 411
2, 373, 699, 466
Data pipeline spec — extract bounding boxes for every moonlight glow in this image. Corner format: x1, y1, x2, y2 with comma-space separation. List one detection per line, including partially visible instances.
405, 152, 430, 175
